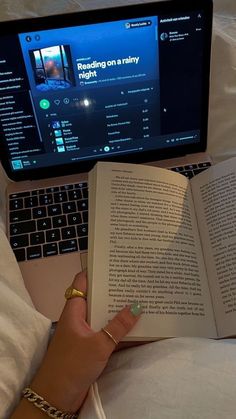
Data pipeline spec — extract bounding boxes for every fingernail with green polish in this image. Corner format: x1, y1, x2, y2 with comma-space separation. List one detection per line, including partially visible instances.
130, 302, 143, 317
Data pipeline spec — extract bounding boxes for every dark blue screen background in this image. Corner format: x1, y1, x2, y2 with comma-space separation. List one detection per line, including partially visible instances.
19, 17, 159, 96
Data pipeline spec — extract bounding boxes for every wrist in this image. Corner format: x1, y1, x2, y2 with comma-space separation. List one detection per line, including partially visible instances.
30, 366, 87, 414
22, 387, 79, 419
10, 398, 47, 419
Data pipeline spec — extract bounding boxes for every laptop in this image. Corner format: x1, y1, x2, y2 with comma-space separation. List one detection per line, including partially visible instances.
0, 0, 213, 321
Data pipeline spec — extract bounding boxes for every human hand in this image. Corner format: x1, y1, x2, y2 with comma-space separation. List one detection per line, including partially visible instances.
30, 270, 142, 415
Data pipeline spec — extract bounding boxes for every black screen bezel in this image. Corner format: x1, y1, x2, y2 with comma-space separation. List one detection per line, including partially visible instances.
0, 0, 213, 181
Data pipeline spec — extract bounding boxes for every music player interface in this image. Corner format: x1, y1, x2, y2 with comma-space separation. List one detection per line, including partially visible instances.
0, 11, 205, 171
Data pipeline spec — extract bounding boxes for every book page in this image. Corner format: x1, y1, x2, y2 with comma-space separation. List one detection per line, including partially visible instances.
88, 162, 216, 340
191, 157, 236, 337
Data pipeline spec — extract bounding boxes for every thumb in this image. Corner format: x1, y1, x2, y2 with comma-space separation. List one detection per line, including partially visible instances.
98, 302, 142, 352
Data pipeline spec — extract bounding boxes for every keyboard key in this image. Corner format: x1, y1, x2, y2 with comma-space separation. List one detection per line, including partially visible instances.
52, 215, 67, 228
77, 199, 88, 211
198, 162, 211, 168
43, 243, 58, 257
37, 218, 52, 231
24, 196, 39, 208
27, 246, 42, 260
9, 192, 30, 199
77, 224, 88, 237
62, 226, 76, 240
39, 194, 53, 205
184, 164, 198, 170
181, 171, 194, 179
62, 202, 76, 214
10, 209, 31, 223
171, 166, 184, 173
59, 239, 78, 254
75, 182, 87, 189
78, 237, 88, 251
68, 189, 82, 200
48, 204, 62, 216
32, 189, 45, 195
32, 207, 47, 219
46, 186, 59, 193
10, 220, 36, 235
54, 192, 68, 203
10, 198, 24, 211
46, 229, 61, 242
10, 234, 29, 248
60, 184, 73, 191
13, 248, 26, 262
30, 232, 45, 245
82, 211, 88, 223
68, 213, 82, 225
82, 188, 88, 199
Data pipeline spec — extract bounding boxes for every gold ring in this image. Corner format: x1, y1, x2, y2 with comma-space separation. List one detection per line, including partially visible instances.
101, 328, 118, 345
65, 286, 87, 300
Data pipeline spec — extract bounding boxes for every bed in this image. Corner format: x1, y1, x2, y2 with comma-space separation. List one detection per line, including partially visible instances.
0, 1, 236, 418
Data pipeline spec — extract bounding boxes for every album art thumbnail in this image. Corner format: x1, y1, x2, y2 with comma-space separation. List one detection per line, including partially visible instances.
29, 44, 76, 91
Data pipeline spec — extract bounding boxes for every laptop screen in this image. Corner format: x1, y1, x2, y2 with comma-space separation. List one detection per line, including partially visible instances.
0, 0, 212, 180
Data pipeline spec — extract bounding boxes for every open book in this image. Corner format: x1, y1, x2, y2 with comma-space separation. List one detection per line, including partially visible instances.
88, 157, 236, 340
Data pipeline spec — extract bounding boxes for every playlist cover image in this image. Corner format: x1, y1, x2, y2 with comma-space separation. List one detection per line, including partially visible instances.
29, 44, 76, 91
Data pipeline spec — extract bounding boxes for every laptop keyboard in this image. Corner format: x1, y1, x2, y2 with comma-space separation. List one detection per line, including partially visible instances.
170, 161, 211, 178
9, 182, 88, 262
8, 161, 211, 262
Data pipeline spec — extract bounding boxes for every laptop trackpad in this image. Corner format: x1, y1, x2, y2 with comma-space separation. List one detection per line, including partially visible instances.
19, 252, 86, 321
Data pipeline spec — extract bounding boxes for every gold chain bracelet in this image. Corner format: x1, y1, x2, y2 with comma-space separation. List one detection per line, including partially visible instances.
22, 387, 79, 419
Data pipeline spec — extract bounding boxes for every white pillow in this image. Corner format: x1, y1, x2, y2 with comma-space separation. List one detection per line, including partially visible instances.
0, 228, 51, 419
